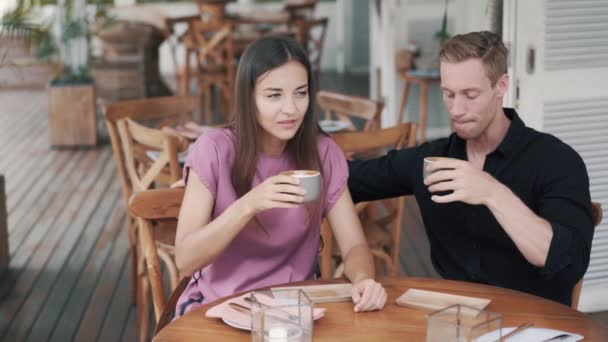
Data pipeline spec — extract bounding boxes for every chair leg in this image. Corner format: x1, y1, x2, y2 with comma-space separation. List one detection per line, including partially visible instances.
370, 249, 394, 276
219, 84, 231, 121
138, 274, 150, 342
320, 221, 333, 279
157, 247, 179, 290
419, 82, 429, 144
204, 85, 213, 124
333, 262, 345, 278
128, 218, 138, 305
397, 79, 410, 125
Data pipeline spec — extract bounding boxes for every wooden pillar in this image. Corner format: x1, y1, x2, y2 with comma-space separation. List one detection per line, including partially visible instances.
0, 175, 8, 275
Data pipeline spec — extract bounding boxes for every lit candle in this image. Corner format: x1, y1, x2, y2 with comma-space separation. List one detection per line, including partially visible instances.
268, 326, 289, 342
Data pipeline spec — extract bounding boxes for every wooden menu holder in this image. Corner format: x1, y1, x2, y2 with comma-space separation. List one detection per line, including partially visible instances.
395, 288, 491, 311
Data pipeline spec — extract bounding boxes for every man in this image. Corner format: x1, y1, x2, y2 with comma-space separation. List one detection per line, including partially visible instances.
348, 31, 594, 306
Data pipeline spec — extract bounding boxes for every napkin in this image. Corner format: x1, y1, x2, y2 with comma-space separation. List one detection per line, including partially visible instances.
205, 292, 326, 330
474, 327, 583, 342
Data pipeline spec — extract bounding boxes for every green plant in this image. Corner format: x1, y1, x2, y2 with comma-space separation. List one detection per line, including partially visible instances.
434, 0, 450, 47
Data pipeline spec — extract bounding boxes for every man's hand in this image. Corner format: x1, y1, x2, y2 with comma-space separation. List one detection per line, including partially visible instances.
423, 158, 504, 205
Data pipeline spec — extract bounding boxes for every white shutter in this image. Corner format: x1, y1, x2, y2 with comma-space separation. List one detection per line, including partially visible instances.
545, 0, 608, 70
544, 98, 608, 287
537, 0, 608, 311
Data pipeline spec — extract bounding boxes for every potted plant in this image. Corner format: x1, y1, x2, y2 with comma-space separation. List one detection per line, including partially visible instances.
434, 0, 450, 48
45, 0, 97, 147
0, 2, 57, 87
2, 0, 114, 147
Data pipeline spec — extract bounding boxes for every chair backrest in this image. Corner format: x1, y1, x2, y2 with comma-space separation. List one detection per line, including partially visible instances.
128, 188, 184, 323
316, 90, 383, 132
295, 17, 328, 80
331, 123, 417, 155
117, 118, 188, 192
571, 201, 603, 309
197, 1, 227, 26
164, 15, 200, 95
188, 21, 234, 77
104, 95, 199, 206
395, 49, 413, 73
320, 123, 417, 278
284, 0, 317, 20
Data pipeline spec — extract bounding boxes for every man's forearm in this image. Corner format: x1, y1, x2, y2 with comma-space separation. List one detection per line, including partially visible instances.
485, 183, 553, 267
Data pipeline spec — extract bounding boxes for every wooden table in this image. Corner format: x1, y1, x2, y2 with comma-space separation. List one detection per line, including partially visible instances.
152, 277, 608, 341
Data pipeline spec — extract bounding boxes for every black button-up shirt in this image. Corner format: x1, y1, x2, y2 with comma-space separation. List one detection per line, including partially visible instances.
348, 108, 594, 306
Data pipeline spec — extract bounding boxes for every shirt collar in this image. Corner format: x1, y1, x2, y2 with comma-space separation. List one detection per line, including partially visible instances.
447, 108, 526, 159
494, 108, 525, 158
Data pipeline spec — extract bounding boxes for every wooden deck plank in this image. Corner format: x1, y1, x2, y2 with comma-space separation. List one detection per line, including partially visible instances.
0, 92, 40, 150
98, 254, 137, 342
121, 307, 138, 342
0, 150, 112, 339
0, 96, 44, 172
21, 182, 121, 342
72, 224, 130, 342
6, 151, 82, 249
45, 207, 126, 342
0, 120, 45, 185
3, 122, 49, 199
0, 150, 84, 304
6, 147, 69, 216
0, 107, 39, 159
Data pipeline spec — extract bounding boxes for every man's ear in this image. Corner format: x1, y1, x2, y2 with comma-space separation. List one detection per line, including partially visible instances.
496, 73, 509, 98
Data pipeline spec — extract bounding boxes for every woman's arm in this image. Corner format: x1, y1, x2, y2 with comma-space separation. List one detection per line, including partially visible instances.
327, 188, 387, 312
175, 169, 305, 276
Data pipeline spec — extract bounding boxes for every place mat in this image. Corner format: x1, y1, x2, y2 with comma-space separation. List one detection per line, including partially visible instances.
271, 284, 352, 303
395, 288, 491, 311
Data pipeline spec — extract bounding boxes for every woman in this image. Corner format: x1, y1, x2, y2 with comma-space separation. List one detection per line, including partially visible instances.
174, 35, 386, 318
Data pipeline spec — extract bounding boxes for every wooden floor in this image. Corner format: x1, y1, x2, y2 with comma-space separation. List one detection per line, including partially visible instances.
0, 74, 606, 341
0, 89, 137, 341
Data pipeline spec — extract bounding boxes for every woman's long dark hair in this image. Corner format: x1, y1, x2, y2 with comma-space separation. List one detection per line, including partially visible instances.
230, 35, 321, 198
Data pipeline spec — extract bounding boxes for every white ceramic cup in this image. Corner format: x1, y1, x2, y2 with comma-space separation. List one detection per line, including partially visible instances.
280, 170, 321, 203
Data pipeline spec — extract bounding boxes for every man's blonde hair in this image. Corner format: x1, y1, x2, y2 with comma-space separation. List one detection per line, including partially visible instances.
439, 31, 508, 86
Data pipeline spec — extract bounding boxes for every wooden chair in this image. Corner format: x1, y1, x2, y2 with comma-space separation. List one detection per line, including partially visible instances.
320, 123, 417, 278
184, 20, 235, 124
571, 201, 603, 310
284, 0, 318, 20
128, 188, 185, 342
395, 49, 440, 144
117, 117, 188, 188
104, 95, 198, 306
154, 277, 189, 337
164, 15, 200, 96
295, 17, 329, 84
316, 90, 383, 132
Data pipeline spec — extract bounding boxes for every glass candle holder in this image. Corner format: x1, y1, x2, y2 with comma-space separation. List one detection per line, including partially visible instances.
426, 304, 502, 342
251, 289, 313, 342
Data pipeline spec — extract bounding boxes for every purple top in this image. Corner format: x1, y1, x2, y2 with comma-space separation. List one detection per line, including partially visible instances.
175, 128, 347, 317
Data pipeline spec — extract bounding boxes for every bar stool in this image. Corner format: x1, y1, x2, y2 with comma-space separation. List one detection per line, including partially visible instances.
396, 49, 440, 144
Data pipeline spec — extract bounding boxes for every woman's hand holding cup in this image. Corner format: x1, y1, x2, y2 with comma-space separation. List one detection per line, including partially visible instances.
241, 175, 306, 214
